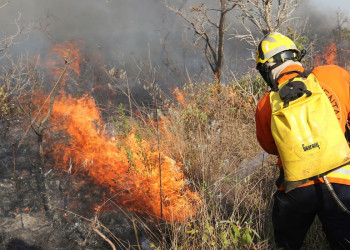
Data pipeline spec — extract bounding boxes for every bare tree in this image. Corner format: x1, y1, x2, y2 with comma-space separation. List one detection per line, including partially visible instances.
0, 14, 23, 55
0, 1, 31, 120
234, 0, 301, 51
18, 58, 74, 166
332, 10, 350, 68
166, 0, 237, 82
15, 58, 74, 216
0, 0, 30, 59
167, 0, 302, 80
0, 55, 33, 119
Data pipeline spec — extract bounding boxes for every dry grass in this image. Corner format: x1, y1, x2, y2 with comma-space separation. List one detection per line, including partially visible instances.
162, 82, 274, 249
117, 80, 272, 249
127, 78, 328, 249
0, 45, 330, 249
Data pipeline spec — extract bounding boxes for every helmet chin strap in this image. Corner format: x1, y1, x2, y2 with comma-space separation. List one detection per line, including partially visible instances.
298, 49, 306, 62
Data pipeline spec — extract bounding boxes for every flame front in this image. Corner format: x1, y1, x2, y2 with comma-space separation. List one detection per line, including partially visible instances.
48, 40, 82, 78
49, 94, 201, 222
315, 42, 337, 66
173, 88, 187, 106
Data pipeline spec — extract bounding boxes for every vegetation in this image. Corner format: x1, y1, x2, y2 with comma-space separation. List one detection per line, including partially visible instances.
0, 38, 336, 250
0, 52, 333, 250
1, 1, 349, 249
101, 73, 327, 249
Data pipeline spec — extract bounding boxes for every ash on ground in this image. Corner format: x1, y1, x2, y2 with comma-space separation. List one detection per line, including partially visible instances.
0, 119, 150, 250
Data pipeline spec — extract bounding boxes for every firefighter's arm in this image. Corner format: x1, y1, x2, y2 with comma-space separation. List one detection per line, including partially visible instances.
255, 93, 279, 155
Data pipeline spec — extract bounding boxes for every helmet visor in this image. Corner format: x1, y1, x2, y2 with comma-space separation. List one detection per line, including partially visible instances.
267, 50, 298, 64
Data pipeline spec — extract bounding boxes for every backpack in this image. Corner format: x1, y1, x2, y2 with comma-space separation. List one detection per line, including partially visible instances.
270, 71, 350, 182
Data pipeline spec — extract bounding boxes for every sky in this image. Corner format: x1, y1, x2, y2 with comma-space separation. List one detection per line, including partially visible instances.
310, 0, 350, 13
309, 0, 350, 19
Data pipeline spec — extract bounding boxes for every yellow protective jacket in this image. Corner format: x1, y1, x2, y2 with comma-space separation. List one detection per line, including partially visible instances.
256, 64, 350, 188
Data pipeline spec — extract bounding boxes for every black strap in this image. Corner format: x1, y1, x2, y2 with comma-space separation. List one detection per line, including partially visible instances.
276, 70, 313, 107
274, 69, 313, 92
279, 80, 312, 108
345, 121, 350, 142
274, 70, 304, 88
300, 70, 312, 78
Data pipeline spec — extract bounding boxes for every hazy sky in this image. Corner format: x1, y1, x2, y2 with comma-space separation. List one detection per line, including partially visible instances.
309, 0, 350, 15
1, 0, 350, 82
1, 0, 349, 56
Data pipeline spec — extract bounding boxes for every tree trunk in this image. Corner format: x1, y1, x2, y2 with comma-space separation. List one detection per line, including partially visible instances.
215, 0, 227, 82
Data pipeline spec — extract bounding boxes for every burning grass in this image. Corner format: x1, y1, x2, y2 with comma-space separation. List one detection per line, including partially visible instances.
38, 64, 279, 247
1, 40, 329, 249
48, 94, 201, 222
153, 81, 275, 248
129, 80, 326, 249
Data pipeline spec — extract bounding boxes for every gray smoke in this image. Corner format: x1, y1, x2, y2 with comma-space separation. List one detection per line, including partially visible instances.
0, 0, 346, 83
0, 0, 172, 57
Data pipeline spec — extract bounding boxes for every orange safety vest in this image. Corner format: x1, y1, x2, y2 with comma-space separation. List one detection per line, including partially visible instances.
256, 64, 350, 188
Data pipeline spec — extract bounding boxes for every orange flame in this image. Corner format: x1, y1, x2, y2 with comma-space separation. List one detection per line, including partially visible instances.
37, 40, 201, 222
325, 43, 337, 65
173, 88, 186, 106
49, 94, 200, 221
46, 40, 83, 88
315, 42, 337, 66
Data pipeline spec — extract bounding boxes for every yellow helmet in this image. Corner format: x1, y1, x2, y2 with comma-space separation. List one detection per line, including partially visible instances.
256, 32, 300, 69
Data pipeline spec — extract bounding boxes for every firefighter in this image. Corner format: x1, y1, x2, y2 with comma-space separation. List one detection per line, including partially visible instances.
255, 32, 350, 249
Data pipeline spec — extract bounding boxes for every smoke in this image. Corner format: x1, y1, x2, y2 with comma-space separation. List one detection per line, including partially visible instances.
0, 0, 347, 82
294, 0, 338, 34
0, 0, 169, 56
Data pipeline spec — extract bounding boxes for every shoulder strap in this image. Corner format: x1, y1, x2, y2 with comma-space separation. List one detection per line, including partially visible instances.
274, 70, 303, 89
277, 70, 313, 108
274, 69, 313, 91
300, 70, 312, 78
